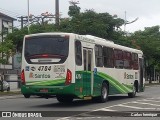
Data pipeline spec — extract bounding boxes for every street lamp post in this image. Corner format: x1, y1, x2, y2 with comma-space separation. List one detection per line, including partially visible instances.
124, 11, 139, 34
124, 11, 127, 33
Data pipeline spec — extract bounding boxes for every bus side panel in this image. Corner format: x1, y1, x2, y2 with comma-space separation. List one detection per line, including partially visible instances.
74, 70, 135, 98
75, 71, 84, 98
93, 71, 133, 96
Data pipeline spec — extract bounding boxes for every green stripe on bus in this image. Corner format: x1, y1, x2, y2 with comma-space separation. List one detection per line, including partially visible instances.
98, 72, 132, 93
76, 71, 132, 94
26, 79, 65, 86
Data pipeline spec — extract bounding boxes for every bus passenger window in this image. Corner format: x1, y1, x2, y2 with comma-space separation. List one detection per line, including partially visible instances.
123, 51, 132, 69
75, 41, 82, 66
114, 49, 123, 69
132, 53, 139, 70
103, 47, 114, 68
95, 45, 103, 67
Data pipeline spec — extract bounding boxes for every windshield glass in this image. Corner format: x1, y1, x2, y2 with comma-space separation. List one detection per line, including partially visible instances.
24, 35, 69, 64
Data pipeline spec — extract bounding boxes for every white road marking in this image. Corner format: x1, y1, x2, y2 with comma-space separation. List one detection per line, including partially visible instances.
98, 108, 116, 111
146, 97, 159, 100
56, 97, 160, 120
117, 104, 155, 110
56, 111, 97, 120
94, 104, 120, 111
132, 101, 160, 106
76, 118, 83, 120
137, 99, 160, 103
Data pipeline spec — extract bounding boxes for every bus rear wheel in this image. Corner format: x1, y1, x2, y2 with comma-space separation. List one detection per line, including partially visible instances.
128, 85, 136, 98
23, 94, 31, 98
56, 95, 73, 103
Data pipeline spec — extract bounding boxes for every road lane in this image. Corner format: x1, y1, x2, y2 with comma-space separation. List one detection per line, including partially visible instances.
0, 85, 160, 119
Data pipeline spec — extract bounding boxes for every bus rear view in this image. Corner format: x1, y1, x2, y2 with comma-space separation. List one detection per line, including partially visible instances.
21, 33, 75, 102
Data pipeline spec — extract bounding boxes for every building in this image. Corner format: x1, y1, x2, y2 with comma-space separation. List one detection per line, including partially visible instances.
0, 12, 16, 69
0, 12, 15, 41
0, 12, 19, 90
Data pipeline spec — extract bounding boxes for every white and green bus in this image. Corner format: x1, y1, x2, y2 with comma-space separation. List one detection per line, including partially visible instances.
21, 32, 145, 103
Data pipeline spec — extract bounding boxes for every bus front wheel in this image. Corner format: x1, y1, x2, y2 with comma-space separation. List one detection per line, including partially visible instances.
56, 95, 73, 103
94, 82, 108, 103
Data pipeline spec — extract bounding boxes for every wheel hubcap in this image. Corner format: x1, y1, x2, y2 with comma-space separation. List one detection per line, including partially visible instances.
102, 87, 107, 99
133, 86, 136, 94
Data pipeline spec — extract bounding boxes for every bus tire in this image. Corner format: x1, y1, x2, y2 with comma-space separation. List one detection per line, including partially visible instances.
128, 84, 136, 98
23, 94, 31, 98
56, 95, 73, 103
96, 82, 108, 103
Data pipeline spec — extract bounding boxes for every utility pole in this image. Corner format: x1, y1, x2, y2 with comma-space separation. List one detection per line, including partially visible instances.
18, 13, 55, 28
18, 16, 28, 29
17, 16, 24, 29
21, 16, 24, 29
55, 0, 59, 26
27, 0, 30, 33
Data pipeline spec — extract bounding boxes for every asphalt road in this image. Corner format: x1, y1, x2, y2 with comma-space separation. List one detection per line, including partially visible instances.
0, 85, 160, 120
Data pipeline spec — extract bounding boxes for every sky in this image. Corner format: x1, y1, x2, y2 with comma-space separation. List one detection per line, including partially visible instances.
0, 0, 160, 32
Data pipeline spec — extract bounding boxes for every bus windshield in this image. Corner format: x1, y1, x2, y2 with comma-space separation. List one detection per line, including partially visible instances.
24, 35, 69, 64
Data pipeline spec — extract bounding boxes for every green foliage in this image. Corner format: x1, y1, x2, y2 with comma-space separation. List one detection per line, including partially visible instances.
5, 24, 57, 52
3, 3, 160, 76
68, 4, 81, 17
2, 3, 126, 65
61, 9, 124, 40
0, 39, 14, 64
5, 27, 28, 52
5, 4, 125, 55
130, 26, 160, 73
2, 3, 160, 82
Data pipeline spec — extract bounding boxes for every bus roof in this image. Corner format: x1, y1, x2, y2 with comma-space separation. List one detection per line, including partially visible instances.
78, 34, 143, 54
24, 32, 143, 54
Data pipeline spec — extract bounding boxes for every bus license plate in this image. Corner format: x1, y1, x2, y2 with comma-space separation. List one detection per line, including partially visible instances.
40, 89, 48, 93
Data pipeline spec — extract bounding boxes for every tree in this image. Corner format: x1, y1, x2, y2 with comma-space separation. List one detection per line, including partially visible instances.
68, 2, 81, 17
5, 24, 57, 52
0, 30, 15, 64
61, 8, 125, 40
6, 3, 126, 53
129, 26, 160, 82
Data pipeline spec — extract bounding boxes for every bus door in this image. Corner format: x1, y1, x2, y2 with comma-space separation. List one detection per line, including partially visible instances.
83, 48, 93, 96
139, 58, 144, 92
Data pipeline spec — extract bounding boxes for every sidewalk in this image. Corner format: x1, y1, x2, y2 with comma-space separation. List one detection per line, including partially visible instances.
0, 89, 22, 100
0, 89, 21, 96
145, 80, 160, 84
0, 94, 23, 100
